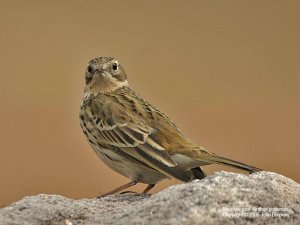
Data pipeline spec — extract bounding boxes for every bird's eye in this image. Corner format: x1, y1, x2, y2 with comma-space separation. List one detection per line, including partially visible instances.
112, 62, 119, 71
87, 66, 93, 74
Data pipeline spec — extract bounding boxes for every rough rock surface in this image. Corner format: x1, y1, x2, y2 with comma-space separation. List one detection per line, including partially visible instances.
0, 171, 299, 225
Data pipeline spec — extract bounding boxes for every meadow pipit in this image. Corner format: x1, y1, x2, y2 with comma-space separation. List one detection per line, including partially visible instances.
79, 57, 262, 196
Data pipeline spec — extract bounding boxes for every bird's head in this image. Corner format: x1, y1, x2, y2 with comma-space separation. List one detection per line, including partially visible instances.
84, 57, 128, 94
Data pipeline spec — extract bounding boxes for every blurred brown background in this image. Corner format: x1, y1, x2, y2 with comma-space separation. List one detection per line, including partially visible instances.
0, 0, 299, 207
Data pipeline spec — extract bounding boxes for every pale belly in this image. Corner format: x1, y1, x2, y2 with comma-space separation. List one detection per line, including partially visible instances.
89, 142, 167, 184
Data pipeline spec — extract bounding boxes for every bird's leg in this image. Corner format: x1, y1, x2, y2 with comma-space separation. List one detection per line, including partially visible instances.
142, 184, 155, 194
97, 180, 138, 198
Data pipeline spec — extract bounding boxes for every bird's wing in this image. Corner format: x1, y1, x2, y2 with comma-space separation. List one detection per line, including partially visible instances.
86, 96, 192, 182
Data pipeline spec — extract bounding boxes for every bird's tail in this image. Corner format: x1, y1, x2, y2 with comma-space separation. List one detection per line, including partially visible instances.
182, 147, 262, 173
203, 154, 262, 173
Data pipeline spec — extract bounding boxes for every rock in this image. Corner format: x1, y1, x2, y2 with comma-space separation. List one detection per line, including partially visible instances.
0, 171, 299, 225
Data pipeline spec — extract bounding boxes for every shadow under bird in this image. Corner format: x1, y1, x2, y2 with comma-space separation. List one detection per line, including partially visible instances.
79, 57, 262, 196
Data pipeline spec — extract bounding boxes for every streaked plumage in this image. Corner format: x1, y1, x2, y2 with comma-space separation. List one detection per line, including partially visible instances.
80, 57, 262, 196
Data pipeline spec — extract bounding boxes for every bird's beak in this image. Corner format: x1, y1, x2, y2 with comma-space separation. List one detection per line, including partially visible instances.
95, 69, 105, 77
95, 68, 103, 73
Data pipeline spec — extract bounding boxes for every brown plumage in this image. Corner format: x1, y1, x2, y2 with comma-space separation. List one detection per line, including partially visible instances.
80, 57, 262, 196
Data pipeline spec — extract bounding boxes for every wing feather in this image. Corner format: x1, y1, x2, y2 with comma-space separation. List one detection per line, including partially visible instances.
92, 116, 177, 167
84, 92, 193, 182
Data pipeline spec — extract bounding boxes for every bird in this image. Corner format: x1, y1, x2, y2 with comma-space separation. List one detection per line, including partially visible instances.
79, 56, 262, 197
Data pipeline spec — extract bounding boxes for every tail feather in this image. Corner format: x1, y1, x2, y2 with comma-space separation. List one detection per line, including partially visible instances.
184, 147, 262, 173
212, 156, 262, 173
191, 167, 207, 180
205, 155, 262, 173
